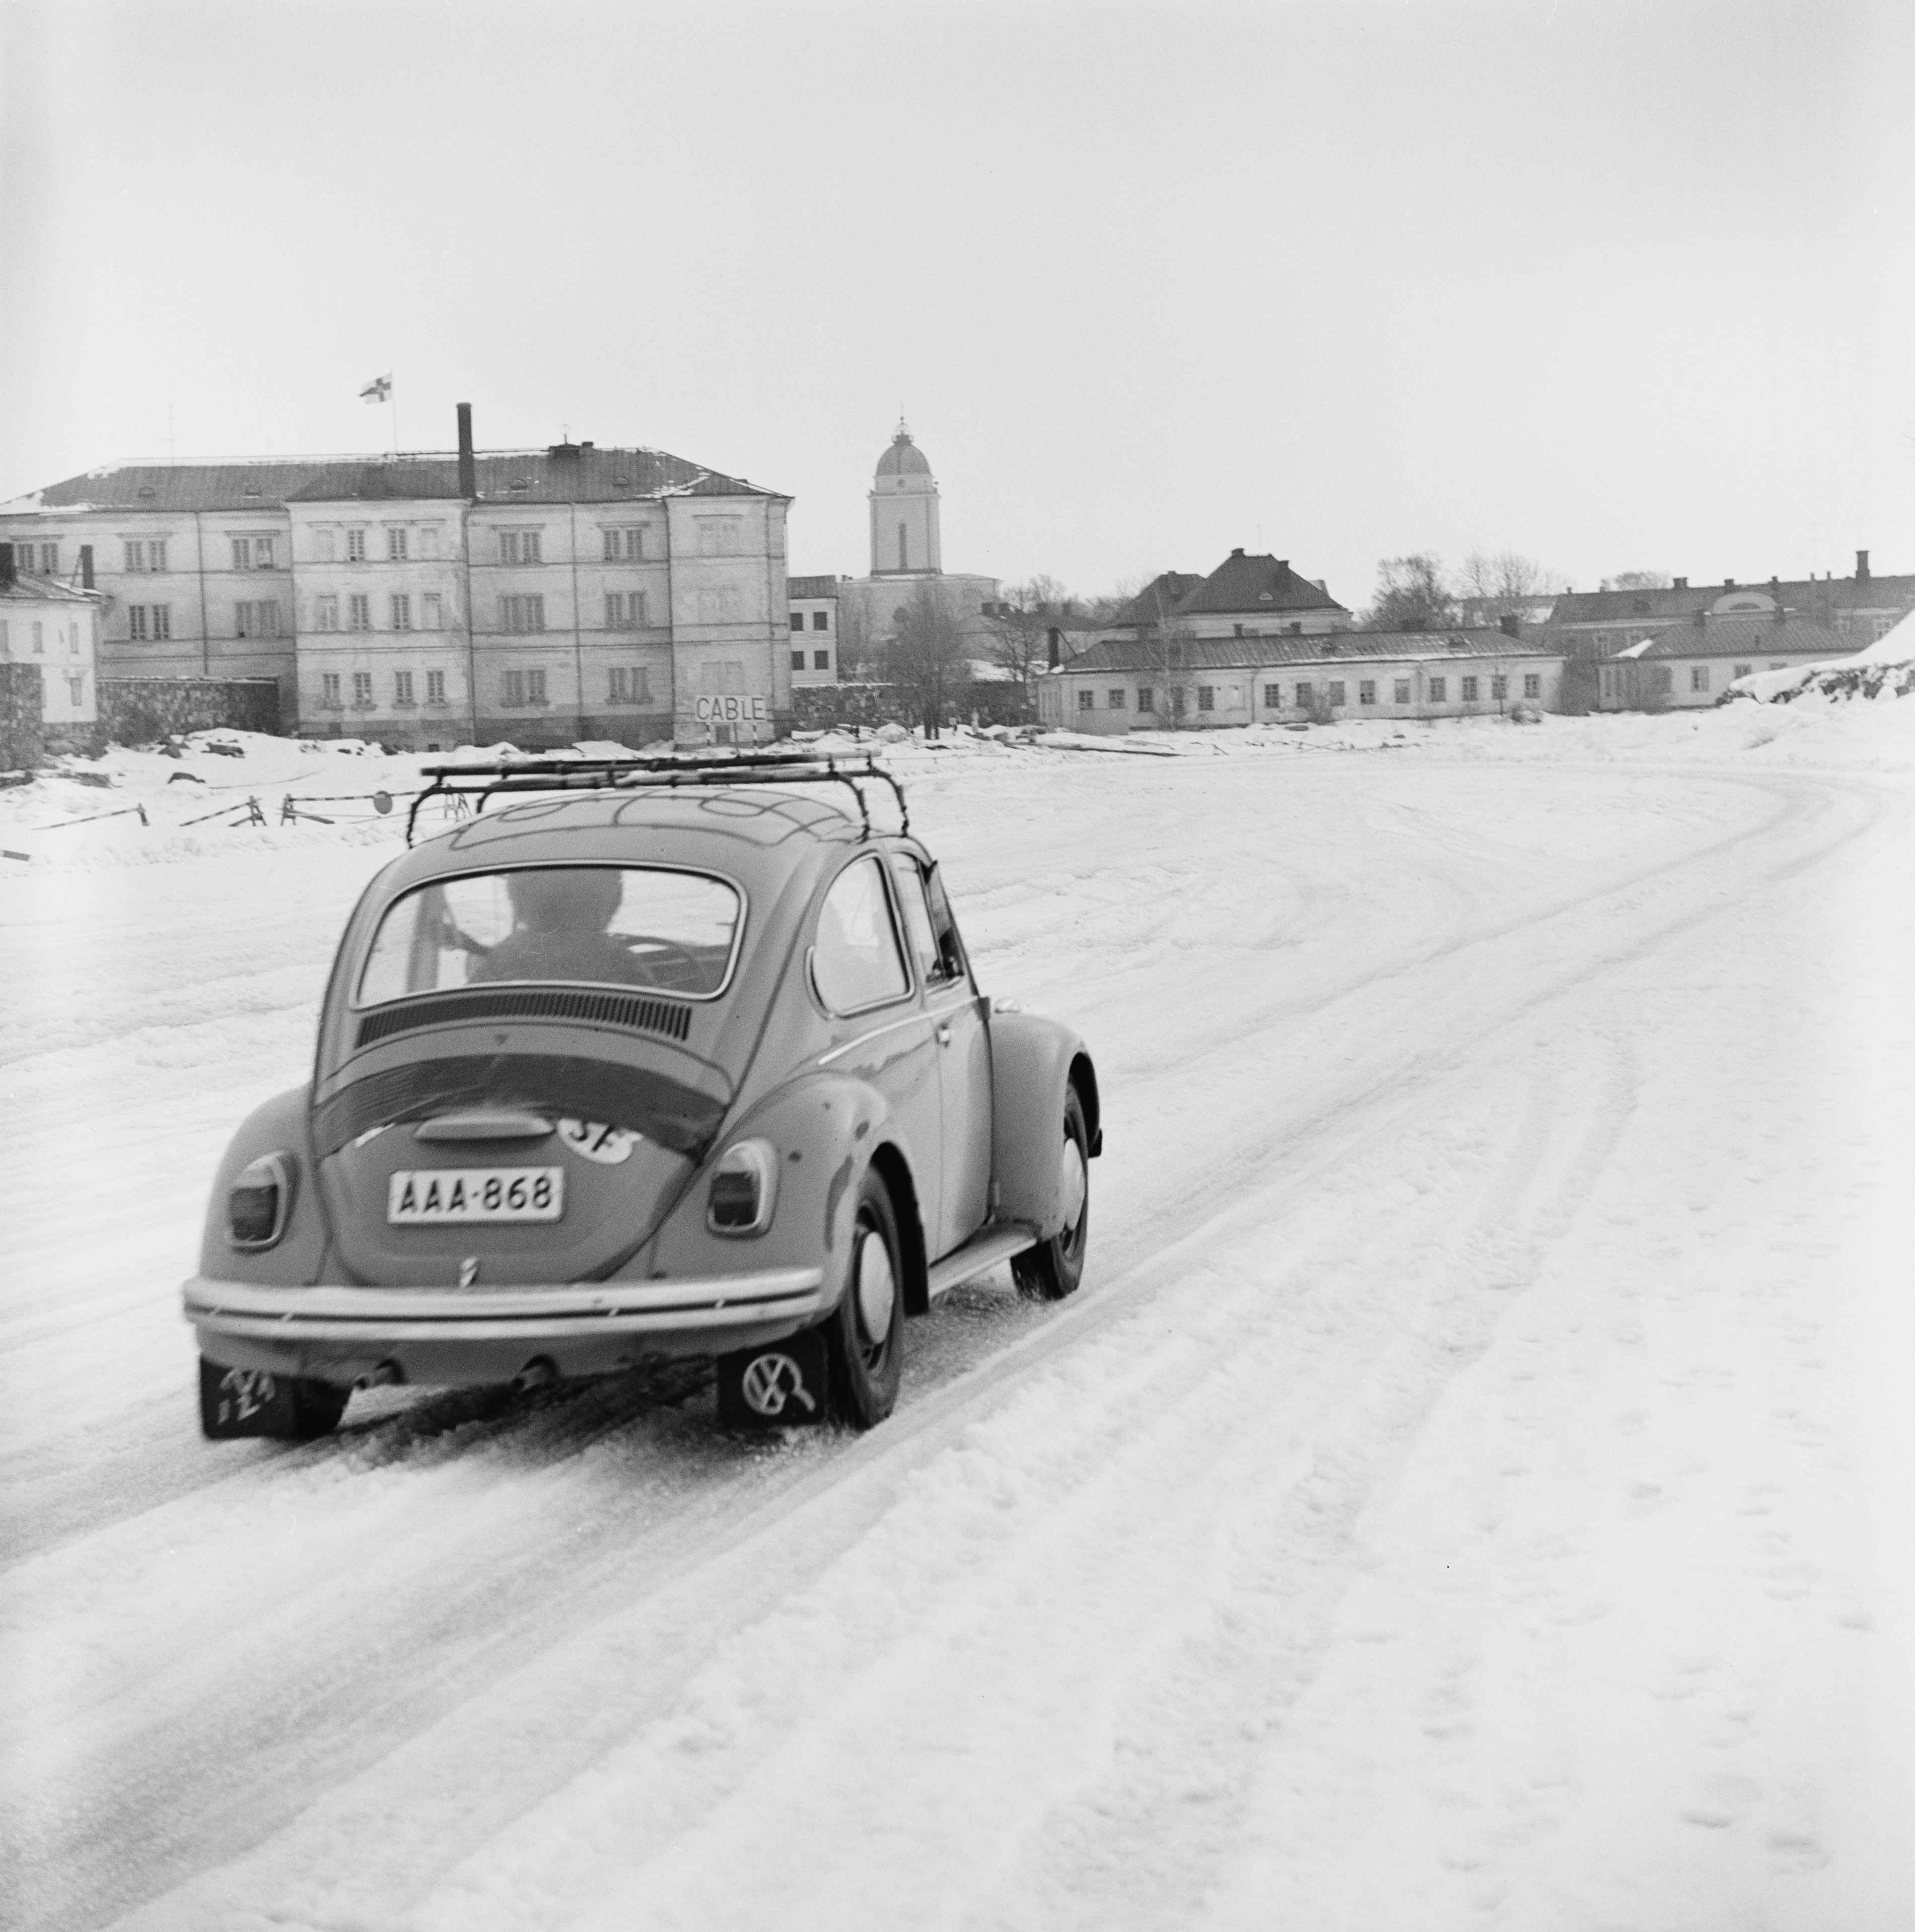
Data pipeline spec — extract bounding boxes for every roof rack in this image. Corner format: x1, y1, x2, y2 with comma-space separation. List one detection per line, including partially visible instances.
405, 749, 908, 846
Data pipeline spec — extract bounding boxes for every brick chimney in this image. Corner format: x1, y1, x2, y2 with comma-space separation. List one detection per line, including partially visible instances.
457, 402, 477, 500
1673, 577, 1688, 589
1856, 548, 1871, 583
1499, 611, 1520, 638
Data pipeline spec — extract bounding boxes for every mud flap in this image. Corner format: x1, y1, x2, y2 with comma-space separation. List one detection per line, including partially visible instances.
715, 1325, 831, 1429
199, 1358, 304, 1437
198, 1357, 347, 1440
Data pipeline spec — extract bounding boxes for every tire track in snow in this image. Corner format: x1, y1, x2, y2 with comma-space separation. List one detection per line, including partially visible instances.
1, 761, 1894, 1931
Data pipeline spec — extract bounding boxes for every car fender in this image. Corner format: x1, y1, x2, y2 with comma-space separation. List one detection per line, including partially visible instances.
197, 1085, 335, 1285
637, 1071, 928, 1313
989, 1012, 1101, 1238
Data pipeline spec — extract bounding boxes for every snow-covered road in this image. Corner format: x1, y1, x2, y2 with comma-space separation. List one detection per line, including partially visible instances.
3, 719, 1910, 1930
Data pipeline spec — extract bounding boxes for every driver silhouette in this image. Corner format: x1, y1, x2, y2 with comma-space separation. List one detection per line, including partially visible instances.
471, 870, 639, 986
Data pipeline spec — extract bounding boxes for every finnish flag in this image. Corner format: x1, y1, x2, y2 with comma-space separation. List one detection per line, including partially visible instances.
359, 374, 392, 402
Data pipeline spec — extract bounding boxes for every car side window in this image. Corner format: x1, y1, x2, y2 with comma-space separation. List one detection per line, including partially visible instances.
812, 856, 911, 1014
888, 854, 948, 989
923, 864, 969, 984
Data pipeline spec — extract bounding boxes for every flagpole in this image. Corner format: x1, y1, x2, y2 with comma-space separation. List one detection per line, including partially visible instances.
389, 373, 400, 458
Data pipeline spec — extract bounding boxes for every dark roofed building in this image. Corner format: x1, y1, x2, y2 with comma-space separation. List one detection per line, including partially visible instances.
1551, 551, 1913, 663
1104, 572, 1205, 633
1174, 548, 1349, 632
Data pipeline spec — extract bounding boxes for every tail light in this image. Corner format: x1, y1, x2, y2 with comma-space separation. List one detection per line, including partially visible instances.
229, 1153, 295, 1250
707, 1139, 777, 1236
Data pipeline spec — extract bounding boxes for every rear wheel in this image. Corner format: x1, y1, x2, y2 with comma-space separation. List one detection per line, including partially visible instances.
824, 1169, 905, 1428
1012, 1085, 1090, 1302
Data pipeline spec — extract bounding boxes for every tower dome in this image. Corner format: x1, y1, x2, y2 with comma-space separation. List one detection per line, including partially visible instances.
868, 418, 941, 574
876, 421, 932, 478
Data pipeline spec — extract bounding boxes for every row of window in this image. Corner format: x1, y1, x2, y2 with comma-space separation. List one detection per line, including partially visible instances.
315, 667, 660, 711
110, 527, 665, 574
792, 650, 832, 671
0, 618, 84, 655
320, 669, 449, 710
21, 522, 789, 583
118, 591, 662, 640
1076, 673, 1544, 712
789, 610, 831, 632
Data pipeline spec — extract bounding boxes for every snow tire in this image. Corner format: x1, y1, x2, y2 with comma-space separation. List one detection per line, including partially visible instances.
823, 1168, 905, 1429
1011, 1084, 1090, 1302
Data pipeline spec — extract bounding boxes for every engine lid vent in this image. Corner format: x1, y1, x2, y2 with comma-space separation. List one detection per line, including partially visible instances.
356, 986, 693, 1050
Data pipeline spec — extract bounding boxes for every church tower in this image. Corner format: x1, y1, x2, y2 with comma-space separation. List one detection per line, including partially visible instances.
869, 420, 942, 576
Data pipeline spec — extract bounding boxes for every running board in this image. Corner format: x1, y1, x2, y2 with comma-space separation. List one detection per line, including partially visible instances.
926, 1223, 1038, 1300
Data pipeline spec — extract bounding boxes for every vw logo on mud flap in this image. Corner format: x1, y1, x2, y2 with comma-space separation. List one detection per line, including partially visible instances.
219, 1367, 276, 1425
740, 1351, 817, 1419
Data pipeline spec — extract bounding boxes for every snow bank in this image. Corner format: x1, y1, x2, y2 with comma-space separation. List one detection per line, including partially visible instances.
1727, 607, 1915, 706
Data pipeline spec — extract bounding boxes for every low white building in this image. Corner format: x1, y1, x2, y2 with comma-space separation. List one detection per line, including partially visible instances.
0, 545, 100, 740
1038, 624, 1564, 732
1596, 615, 1848, 710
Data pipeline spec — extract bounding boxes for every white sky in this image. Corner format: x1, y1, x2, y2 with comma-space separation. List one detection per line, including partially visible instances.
3, 0, 1910, 607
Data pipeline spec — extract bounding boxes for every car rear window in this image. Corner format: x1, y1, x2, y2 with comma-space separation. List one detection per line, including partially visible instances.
357, 866, 743, 1006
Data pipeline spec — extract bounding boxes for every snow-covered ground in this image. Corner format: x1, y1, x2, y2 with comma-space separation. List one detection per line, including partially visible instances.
3, 706, 1911, 1931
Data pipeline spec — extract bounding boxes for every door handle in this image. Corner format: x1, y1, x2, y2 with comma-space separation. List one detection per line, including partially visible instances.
936, 1022, 953, 1047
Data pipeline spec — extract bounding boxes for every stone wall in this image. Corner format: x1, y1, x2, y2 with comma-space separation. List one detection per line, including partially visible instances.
99, 677, 282, 744
792, 678, 1032, 733
1, 662, 45, 770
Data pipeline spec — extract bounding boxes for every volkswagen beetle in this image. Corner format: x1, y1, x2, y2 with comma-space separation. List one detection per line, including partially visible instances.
184, 753, 1100, 1438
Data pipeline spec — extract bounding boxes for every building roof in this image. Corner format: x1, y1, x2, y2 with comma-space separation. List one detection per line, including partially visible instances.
5, 446, 783, 514
1106, 572, 1206, 629
1175, 550, 1347, 619
787, 575, 839, 599
1552, 571, 1914, 627
1636, 616, 1851, 661
874, 423, 932, 479
1052, 628, 1556, 676
0, 564, 96, 605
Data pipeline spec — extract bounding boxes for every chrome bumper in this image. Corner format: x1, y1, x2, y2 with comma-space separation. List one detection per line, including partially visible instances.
182, 1268, 827, 1346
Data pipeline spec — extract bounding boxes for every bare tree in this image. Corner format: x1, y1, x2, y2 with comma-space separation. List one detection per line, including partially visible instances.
1458, 550, 1565, 603
1600, 570, 1672, 592
1080, 577, 1143, 624
1004, 574, 1071, 613
1133, 577, 1200, 728
982, 610, 1051, 687
889, 581, 967, 735
1366, 554, 1455, 630
834, 594, 877, 681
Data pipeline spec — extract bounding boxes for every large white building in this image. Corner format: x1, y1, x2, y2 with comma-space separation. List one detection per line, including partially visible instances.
0, 408, 792, 748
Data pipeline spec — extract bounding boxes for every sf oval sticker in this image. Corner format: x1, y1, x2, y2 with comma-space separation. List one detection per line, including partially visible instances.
557, 1118, 642, 1165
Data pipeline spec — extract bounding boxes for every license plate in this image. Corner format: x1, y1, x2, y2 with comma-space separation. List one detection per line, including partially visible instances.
388, 1168, 564, 1224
